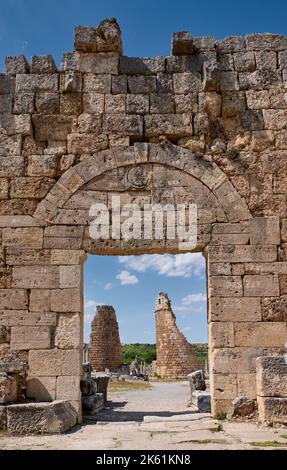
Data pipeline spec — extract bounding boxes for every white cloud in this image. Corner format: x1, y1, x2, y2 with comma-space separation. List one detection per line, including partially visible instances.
104, 282, 113, 290
85, 299, 97, 309
182, 293, 207, 305
182, 326, 193, 332
118, 253, 205, 278
116, 270, 139, 285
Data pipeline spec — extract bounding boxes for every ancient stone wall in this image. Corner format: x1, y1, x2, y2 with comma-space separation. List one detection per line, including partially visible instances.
89, 305, 123, 372
0, 17, 287, 421
155, 293, 202, 378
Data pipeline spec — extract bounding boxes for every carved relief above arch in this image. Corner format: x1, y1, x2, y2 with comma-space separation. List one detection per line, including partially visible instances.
33, 143, 252, 253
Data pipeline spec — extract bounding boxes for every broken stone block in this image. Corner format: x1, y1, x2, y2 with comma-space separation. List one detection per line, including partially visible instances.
256, 356, 287, 398
0, 405, 7, 431
257, 396, 287, 425
31, 55, 57, 74
191, 391, 211, 412
91, 373, 109, 403
5, 55, 30, 75
231, 396, 257, 418
74, 18, 122, 54
6, 400, 77, 434
82, 393, 104, 415
0, 373, 17, 404
187, 370, 206, 393
171, 32, 193, 55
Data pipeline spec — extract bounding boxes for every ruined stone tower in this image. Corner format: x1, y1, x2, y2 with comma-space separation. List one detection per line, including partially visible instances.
155, 293, 202, 378
89, 305, 123, 372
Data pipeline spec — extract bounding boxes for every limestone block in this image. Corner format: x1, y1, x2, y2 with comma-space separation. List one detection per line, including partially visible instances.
75, 19, 122, 54
16, 74, 58, 93
243, 274, 279, 296
12, 266, 59, 289
150, 94, 174, 114
212, 222, 250, 234
27, 155, 58, 177
5, 55, 29, 74
198, 92, 221, 117
119, 57, 165, 75
145, 114, 192, 139
246, 33, 287, 51
281, 219, 287, 242
209, 275, 243, 297
78, 55, 119, 74
2, 228, 43, 249
211, 374, 237, 400
257, 396, 287, 425
0, 373, 17, 404
51, 249, 84, 265
62, 349, 81, 376
67, 133, 108, 154
209, 263, 232, 276
103, 114, 143, 138
233, 51, 255, 72
0, 406, 7, 431
10, 177, 54, 200
82, 92, 104, 113
209, 322, 234, 348
263, 109, 287, 130
128, 76, 156, 94
211, 347, 263, 374
57, 376, 81, 401
51, 289, 81, 312
0, 312, 56, 327
30, 289, 51, 312
55, 314, 81, 349
83, 74, 111, 93
256, 356, 287, 397
208, 245, 277, 263
35, 92, 60, 113
250, 216, 280, 245
0, 132, 22, 156
156, 72, 173, 93
60, 93, 82, 115
0, 94, 12, 113
220, 71, 239, 91
26, 376, 56, 401
33, 114, 75, 141
10, 326, 52, 350
112, 75, 127, 94
217, 36, 246, 53
210, 233, 249, 245
171, 32, 193, 55
234, 322, 287, 347
0, 289, 28, 310
6, 400, 78, 434
237, 373, 257, 398
82, 393, 104, 415
173, 72, 201, 94
255, 51, 277, 70
191, 391, 211, 412
279, 274, 287, 295
246, 90, 270, 109
28, 349, 62, 376
31, 55, 57, 73
0, 156, 25, 177
218, 53, 234, 71
60, 72, 82, 93
104, 94, 125, 114
0, 178, 9, 199
126, 94, 149, 114
0, 74, 15, 94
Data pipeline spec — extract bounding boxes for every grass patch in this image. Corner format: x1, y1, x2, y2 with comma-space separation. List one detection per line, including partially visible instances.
108, 381, 151, 393
249, 441, 287, 448
280, 434, 287, 439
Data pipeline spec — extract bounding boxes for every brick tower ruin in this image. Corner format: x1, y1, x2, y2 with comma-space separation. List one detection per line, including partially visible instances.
155, 293, 202, 378
89, 305, 123, 372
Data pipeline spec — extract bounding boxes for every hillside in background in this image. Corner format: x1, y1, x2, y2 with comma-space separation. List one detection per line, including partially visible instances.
122, 343, 208, 365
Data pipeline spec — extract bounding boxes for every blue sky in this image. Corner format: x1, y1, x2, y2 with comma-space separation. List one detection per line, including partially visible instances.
1, 0, 287, 69
84, 254, 207, 344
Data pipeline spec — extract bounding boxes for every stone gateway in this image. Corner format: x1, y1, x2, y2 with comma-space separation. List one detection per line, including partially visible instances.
0, 17, 287, 426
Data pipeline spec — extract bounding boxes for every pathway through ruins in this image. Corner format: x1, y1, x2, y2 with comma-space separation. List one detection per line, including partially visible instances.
1, 381, 287, 450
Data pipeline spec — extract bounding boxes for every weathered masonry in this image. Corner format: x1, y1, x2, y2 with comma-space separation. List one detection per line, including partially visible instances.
0, 17, 287, 424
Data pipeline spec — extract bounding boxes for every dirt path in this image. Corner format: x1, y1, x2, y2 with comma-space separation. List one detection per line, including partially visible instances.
0, 381, 287, 450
